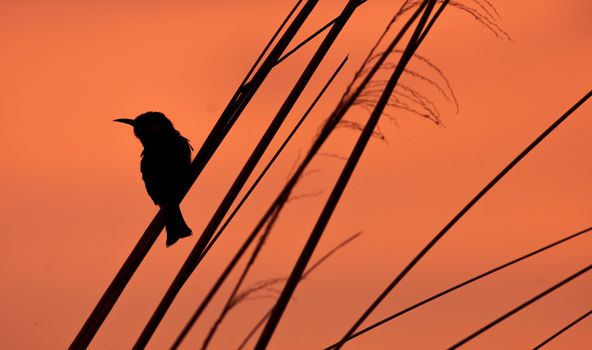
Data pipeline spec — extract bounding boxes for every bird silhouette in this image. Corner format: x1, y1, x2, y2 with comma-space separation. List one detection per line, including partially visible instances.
115, 111, 193, 246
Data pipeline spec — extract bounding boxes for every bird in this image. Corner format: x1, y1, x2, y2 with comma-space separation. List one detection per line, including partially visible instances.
115, 111, 193, 246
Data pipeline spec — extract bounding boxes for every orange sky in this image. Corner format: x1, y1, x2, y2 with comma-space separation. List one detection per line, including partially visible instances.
1, 1, 591, 349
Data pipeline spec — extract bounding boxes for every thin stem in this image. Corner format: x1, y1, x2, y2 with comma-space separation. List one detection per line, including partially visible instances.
338, 0, 430, 117
324, 226, 592, 349
449, 264, 592, 349
200, 209, 283, 350
533, 309, 592, 349
277, 19, 335, 66
201, 55, 349, 265
276, 1, 368, 66
236, 232, 362, 350
203, 228, 361, 350
242, 0, 304, 87
416, 0, 449, 45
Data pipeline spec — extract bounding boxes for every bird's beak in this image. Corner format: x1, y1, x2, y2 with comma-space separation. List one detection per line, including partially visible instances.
113, 118, 135, 126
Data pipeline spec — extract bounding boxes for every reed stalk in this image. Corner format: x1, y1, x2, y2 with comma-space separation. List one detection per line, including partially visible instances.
533, 309, 592, 350
325, 226, 592, 349
449, 264, 592, 349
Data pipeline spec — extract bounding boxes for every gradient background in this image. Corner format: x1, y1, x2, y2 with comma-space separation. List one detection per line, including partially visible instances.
1, 1, 590, 349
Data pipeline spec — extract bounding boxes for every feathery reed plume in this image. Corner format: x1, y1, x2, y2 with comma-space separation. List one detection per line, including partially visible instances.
200, 232, 361, 349
335, 0, 468, 137
449, 0, 511, 40
324, 226, 592, 349
449, 264, 592, 349
236, 232, 362, 350
348, 0, 513, 132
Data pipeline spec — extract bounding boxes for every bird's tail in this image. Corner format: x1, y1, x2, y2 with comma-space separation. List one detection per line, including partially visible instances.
165, 206, 192, 247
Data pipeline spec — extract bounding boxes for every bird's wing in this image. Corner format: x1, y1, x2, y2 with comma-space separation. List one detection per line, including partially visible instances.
140, 155, 164, 205
140, 137, 191, 205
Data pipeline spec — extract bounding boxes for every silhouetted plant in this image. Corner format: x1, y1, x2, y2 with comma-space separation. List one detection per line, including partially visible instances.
449, 263, 592, 349
533, 308, 592, 350
324, 226, 592, 349
70, 1, 591, 349
201, 232, 361, 349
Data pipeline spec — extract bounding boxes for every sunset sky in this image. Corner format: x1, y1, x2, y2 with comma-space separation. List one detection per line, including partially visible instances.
1, 1, 591, 349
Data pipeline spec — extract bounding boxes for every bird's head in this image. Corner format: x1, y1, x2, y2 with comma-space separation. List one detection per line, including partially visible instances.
114, 111, 178, 147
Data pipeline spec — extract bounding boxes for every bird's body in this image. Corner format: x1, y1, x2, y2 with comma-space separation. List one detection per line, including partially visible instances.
115, 112, 192, 246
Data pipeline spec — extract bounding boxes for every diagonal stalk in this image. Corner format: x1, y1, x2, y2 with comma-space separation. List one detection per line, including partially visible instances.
324, 226, 592, 349
533, 309, 592, 349
276, 0, 367, 66
449, 264, 592, 349
200, 56, 349, 266
236, 232, 362, 350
